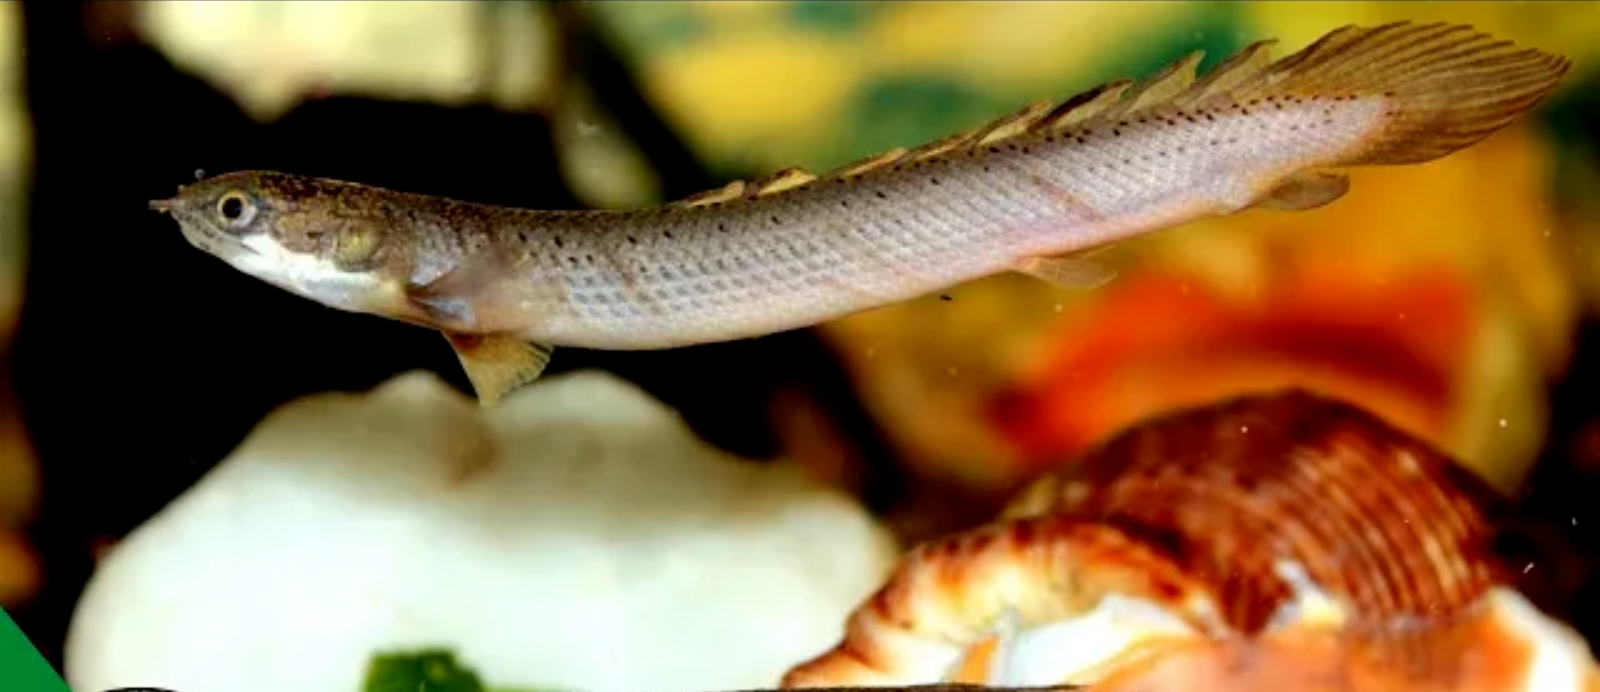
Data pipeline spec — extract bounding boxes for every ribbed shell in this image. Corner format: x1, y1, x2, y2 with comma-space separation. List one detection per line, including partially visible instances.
1005, 387, 1511, 633
782, 389, 1534, 689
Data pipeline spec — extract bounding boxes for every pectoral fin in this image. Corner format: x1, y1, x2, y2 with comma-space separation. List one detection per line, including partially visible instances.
405, 252, 513, 331
1250, 171, 1351, 211
1015, 250, 1118, 289
442, 332, 555, 406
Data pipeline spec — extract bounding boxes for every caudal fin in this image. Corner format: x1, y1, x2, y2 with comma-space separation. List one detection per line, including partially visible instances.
1227, 22, 1571, 166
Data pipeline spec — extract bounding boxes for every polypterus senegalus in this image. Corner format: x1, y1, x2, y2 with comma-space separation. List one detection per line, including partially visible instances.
151, 22, 1570, 406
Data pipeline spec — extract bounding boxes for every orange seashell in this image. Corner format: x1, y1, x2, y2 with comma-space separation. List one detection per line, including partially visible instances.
782, 390, 1597, 692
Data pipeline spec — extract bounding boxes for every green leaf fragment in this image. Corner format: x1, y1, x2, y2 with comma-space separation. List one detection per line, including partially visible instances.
364, 649, 486, 692
362, 649, 557, 692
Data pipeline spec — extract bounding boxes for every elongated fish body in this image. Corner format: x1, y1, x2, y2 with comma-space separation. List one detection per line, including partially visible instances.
152, 22, 1571, 405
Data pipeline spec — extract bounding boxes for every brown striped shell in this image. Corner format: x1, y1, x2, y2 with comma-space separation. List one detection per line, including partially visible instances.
781, 389, 1597, 692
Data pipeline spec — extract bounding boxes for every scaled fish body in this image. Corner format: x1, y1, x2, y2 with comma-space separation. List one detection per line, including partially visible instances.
152, 23, 1569, 405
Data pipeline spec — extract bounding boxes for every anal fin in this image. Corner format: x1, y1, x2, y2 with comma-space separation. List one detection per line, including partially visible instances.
1250, 171, 1351, 212
1015, 250, 1118, 290
442, 332, 555, 406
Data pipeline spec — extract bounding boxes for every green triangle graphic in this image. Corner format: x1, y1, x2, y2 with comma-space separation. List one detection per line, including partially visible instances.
0, 608, 71, 692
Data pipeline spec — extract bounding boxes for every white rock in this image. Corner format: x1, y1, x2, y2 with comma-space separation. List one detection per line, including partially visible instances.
65, 370, 897, 692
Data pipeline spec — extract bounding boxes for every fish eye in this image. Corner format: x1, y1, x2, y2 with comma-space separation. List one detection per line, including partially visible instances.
216, 190, 256, 227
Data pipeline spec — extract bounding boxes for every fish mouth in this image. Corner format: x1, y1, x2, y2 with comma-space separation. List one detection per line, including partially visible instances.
176, 221, 258, 259
148, 198, 174, 213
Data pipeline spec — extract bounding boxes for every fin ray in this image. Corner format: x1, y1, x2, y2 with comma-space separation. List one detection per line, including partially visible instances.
444, 333, 554, 406
657, 22, 1568, 208
1221, 22, 1570, 165
1250, 171, 1351, 211
1016, 251, 1118, 290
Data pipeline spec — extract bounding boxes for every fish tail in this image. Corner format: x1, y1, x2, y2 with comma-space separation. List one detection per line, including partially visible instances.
1230, 22, 1571, 166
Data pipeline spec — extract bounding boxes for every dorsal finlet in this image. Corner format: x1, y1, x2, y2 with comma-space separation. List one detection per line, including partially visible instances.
903, 129, 982, 163
674, 179, 746, 208
825, 147, 910, 180
1097, 49, 1206, 121
1032, 78, 1135, 133
1171, 39, 1278, 108
747, 167, 817, 198
971, 101, 1055, 148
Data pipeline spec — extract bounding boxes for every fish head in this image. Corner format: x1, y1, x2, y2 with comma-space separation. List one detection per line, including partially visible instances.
150, 170, 417, 316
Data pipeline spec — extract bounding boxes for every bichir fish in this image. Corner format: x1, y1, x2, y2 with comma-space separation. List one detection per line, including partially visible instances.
150, 22, 1570, 405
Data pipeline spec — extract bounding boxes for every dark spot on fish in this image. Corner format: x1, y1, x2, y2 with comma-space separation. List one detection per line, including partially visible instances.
584, 254, 594, 263
875, 190, 887, 200
567, 257, 579, 266
626, 235, 637, 244
663, 230, 675, 240
930, 176, 940, 185
1112, 128, 1122, 137
717, 223, 727, 233
552, 235, 563, 248
939, 294, 953, 301
771, 215, 781, 225
1074, 136, 1085, 144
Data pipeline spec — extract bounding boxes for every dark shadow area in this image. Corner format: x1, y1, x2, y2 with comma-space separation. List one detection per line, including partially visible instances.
8, 0, 917, 671
1507, 318, 1600, 640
